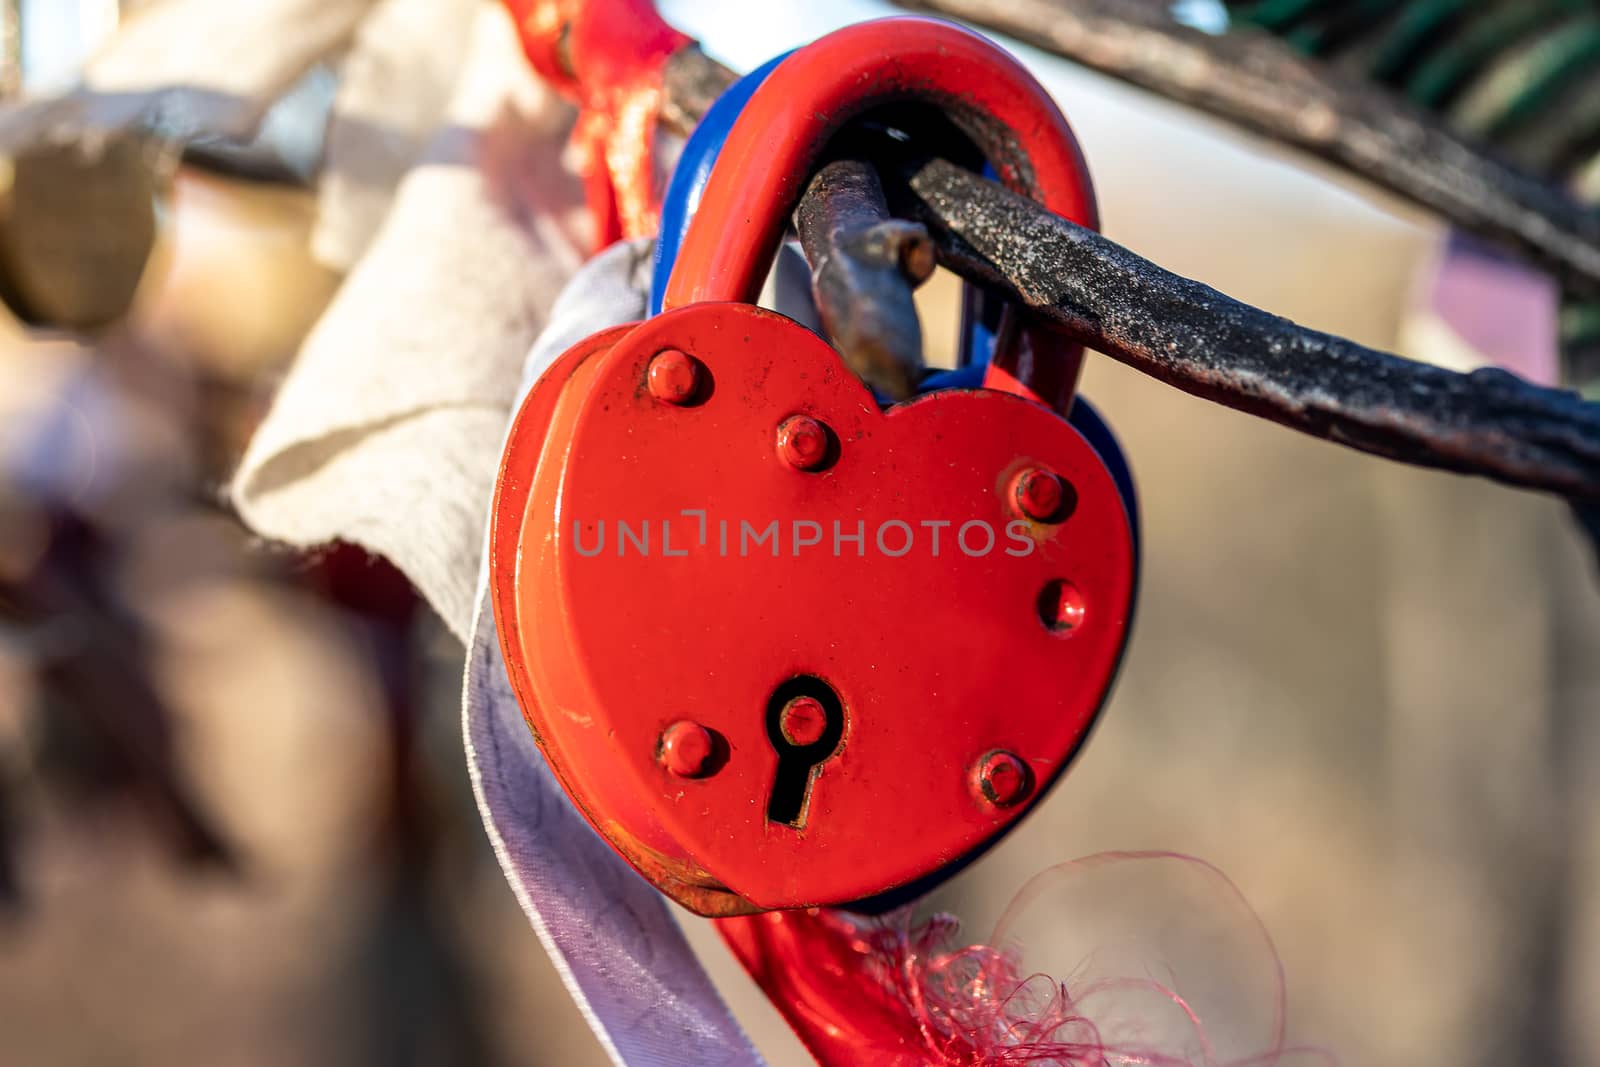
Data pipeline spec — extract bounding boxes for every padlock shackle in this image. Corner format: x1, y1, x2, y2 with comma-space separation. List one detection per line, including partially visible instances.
661, 16, 1098, 411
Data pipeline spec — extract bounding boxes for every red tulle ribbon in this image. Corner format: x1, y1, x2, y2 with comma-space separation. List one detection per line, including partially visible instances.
502, 0, 690, 248
718, 853, 1332, 1066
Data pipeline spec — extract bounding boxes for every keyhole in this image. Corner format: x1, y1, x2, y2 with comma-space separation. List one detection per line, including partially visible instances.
765, 676, 846, 829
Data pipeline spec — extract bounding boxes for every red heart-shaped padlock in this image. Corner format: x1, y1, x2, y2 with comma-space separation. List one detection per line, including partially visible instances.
492, 17, 1136, 915
497, 303, 1135, 914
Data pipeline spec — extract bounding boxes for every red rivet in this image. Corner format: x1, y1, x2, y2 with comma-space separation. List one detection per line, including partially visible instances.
1011, 467, 1064, 521
778, 696, 829, 748
776, 415, 830, 471
1038, 579, 1086, 632
648, 349, 701, 404
659, 720, 715, 778
971, 750, 1032, 808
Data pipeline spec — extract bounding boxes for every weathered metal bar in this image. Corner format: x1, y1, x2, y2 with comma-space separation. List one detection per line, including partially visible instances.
661, 39, 1600, 501
661, 45, 737, 138
793, 157, 935, 400
891, 0, 1600, 300
886, 154, 1600, 501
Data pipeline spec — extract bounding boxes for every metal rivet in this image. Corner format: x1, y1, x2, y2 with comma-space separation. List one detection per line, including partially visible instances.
778, 695, 829, 748
659, 720, 715, 778
1011, 467, 1065, 522
776, 414, 830, 471
1038, 579, 1086, 632
971, 750, 1032, 808
648, 349, 701, 404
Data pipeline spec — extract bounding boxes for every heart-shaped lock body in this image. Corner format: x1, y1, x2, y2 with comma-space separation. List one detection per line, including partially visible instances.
492, 17, 1136, 915
498, 303, 1135, 913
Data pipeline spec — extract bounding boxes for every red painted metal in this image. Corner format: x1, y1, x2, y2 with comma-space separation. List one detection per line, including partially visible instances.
494, 305, 1135, 913
971, 749, 1032, 808
1011, 467, 1066, 522
1039, 578, 1088, 633
659, 720, 716, 778
777, 696, 829, 748
774, 414, 830, 471
646, 347, 701, 404
490, 18, 1135, 916
661, 16, 1099, 412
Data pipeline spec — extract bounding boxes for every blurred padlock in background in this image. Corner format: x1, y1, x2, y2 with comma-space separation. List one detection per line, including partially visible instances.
0, 2, 160, 333
0, 132, 166, 333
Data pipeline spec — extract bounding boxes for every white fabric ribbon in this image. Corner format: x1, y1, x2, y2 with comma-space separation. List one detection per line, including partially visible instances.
462, 240, 763, 1066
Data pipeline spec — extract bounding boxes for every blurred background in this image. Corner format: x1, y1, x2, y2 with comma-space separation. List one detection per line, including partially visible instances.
2, 1, 1599, 1065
